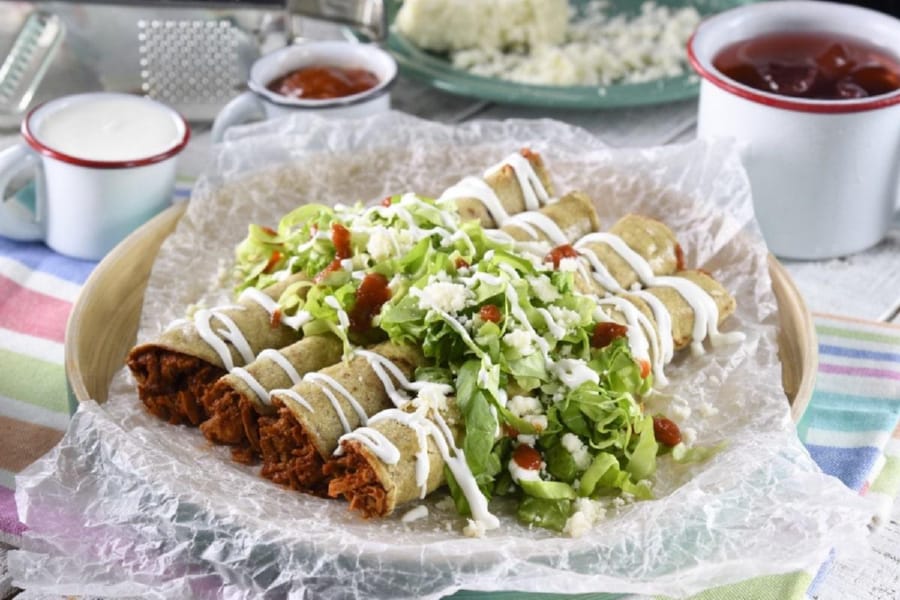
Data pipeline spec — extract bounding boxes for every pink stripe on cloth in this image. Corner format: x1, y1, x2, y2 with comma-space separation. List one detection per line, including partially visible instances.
818, 362, 900, 381
0, 275, 70, 343
0, 486, 25, 539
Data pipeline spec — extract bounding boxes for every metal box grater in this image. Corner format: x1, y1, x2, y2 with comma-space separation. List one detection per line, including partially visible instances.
0, 2, 291, 124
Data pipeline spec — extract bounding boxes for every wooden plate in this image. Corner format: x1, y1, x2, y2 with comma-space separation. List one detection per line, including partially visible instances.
65, 202, 817, 421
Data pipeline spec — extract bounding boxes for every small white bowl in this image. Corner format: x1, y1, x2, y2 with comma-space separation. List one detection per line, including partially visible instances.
212, 41, 398, 142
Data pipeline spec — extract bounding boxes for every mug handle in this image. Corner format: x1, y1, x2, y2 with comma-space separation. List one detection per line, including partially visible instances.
0, 143, 43, 241
211, 91, 265, 143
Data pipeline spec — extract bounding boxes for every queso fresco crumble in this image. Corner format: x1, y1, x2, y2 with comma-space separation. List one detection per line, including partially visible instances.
396, 0, 701, 87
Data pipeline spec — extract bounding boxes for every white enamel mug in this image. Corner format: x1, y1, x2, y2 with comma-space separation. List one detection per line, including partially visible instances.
0, 92, 189, 260
689, 1, 900, 260
211, 41, 397, 143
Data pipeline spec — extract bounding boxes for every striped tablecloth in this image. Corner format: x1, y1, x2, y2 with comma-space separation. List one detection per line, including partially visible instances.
1, 217, 898, 597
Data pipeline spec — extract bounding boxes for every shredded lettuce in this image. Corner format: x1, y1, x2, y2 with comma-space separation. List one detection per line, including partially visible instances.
233, 191, 680, 534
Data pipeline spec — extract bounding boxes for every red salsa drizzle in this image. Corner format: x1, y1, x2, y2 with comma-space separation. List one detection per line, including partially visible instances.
331, 223, 352, 260
479, 304, 502, 323
592, 322, 628, 349
454, 257, 470, 270
315, 222, 353, 283
674, 243, 686, 271
544, 243, 579, 269
381, 196, 393, 207
263, 250, 282, 274
270, 307, 282, 329
261, 225, 278, 237
513, 444, 542, 470
653, 416, 682, 446
267, 65, 379, 100
349, 273, 391, 333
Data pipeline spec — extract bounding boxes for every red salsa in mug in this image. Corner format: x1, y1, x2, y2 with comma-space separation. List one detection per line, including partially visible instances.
267, 65, 379, 100
713, 31, 900, 100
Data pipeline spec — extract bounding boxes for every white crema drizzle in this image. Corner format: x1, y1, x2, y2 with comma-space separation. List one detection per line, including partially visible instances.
573, 230, 743, 361
484, 152, 550, 211
340, 350, 498, 528
439, 151, 552, 229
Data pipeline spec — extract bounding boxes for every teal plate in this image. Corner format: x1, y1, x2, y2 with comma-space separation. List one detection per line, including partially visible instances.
376, 0, 756, 109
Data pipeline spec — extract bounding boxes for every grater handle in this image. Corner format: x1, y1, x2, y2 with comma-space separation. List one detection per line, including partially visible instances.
0, 11, 66, 116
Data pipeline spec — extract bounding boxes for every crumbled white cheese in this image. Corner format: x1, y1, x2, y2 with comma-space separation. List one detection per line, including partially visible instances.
412, 382, 451, 413
563, 510, 591, 538
698, 401, 719, 417
528, 414, 548, 433
563, 497, 607, 538
463, 518, 487, 538
558, 257, 580, 272
516, 433, 537, 446
366, 226, 396, 261
418, 281, 471, 313
503, 329, 535, 356
561, 433, 592, 471
447, 1, 700, 87
528, 274, 560, 303
669, 397, 692, 421
508, 457, 542, 484
548, 306, 581, 331
681, 426, 697, 446
401, 505, 429, 523
507, 394, 542, 417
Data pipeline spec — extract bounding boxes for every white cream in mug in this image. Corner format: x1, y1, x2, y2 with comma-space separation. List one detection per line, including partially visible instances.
36, 96, 184, 162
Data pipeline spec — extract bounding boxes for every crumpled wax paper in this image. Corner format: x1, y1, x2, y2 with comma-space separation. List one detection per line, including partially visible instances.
11, 112, 874, 599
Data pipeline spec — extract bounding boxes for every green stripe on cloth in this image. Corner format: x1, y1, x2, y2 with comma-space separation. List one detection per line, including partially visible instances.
657, 572, 813, 600
870, 455, 900, 496
0, 349, 67, 413
815, 325, 900, 346
798, 405, 900, 434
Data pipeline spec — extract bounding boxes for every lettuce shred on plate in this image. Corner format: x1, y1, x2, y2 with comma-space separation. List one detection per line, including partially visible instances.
232, 193, 698, 533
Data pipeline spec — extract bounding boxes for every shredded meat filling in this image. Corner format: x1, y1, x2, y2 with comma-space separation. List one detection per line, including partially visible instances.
325, 442, 389, 518
258, 401, 329, 496
200, 384, 264, 465
127, 349, 225, 426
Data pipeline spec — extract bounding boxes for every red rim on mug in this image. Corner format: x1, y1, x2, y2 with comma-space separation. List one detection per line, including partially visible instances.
21, 93, 191, 169
687, 2, 900, 114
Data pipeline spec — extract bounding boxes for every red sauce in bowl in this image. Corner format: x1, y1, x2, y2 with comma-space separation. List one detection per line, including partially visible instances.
713, 31, 900, 100
267, 65, 379, 100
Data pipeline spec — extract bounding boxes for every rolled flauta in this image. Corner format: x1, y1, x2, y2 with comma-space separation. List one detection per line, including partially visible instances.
499, 190, 601, 251
127, 274, 307, 426
572, 214, 684, 295
198, 191, 602, 462
199, 334, 344, 462
443, 148, 555, 228
326, 402, 463, 518
258, 341, 424, 495
614, 270, 739, 353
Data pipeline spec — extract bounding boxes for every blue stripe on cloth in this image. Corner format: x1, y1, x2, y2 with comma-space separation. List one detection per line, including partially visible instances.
819, 343, 900, 363
810, 390, 900, 410
804, 444, 882, 490
0, 237, 96, 284
807, 550, 836, 598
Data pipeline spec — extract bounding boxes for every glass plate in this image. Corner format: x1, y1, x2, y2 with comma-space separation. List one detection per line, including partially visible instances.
376, 0, 756, 109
